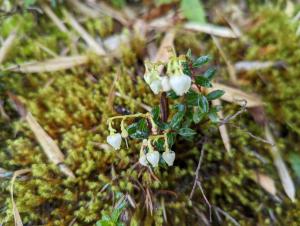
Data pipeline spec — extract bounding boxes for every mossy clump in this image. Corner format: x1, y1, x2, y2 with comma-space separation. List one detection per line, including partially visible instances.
1, 3, 300, 226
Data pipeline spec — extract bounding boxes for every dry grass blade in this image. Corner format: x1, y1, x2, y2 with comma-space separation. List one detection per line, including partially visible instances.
209, 83, 263, 107
91, 2, 130, 27
154, 29, 175, 74
5, 55, 89, 73
234, 61, 284, 72
66, 0, 100, 18
253, 172, 276, 196
154, 29, 175, 63
184, 22, 240, 38
9, 94, 75, 178
10, 168, 31, 226
265, 125, 295, 202
211, 35, 237, 83
25, 112, 75, 178
0, 29, 17, 64
41, 4, 69, 33
64, 10, 106, 55
212, 99, 231, 153
26, 112, 64, 164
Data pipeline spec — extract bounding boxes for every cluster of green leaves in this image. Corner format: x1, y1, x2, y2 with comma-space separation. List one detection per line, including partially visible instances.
96, 193, 127, 226
126, 51, 224, 152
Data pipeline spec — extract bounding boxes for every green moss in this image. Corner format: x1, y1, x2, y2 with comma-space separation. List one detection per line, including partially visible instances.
1, 3, 300, 226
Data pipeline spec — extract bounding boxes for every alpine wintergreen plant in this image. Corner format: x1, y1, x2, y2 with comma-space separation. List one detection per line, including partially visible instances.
107, 51, 225, 168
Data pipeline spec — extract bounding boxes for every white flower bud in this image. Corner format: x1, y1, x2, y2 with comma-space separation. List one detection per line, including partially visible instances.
146, 151, 160, 167
106, 133, 122, 150
149, 80, 162, 94
162, 151, 175, 166
161, 76, 171, 92
139, 155, 148, 166
169, 74, 192, 96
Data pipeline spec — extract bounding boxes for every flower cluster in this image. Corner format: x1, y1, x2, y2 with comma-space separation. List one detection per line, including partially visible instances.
106, 52, 225, 168
106, 113, 175, 167
144, 56, 191, 96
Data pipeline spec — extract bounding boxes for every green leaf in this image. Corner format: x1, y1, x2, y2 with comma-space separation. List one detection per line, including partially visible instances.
203, 67, 217, 80
154, 139, 165, 152
24, 0, 36, 7
127, 119, 149, 139
96, 220, 114, 226
151, 106, 160, 123
195, 76, 212, 88
206, 90, 225, 101
193, 108, 206, 123
208, 110, 219, 123
182, 61, 192, 76
192, 55, 211, 68
111, 0, 126, 8
198, 95, 209, 113
169, 105, 186, 129
186, 90, 209, 113
289, 153, 300, 179
178, 128, 196, 137
167, 90, 179, 99
167, 132, 176, 148
180, 0, 206, 24
186, 90, 199, 106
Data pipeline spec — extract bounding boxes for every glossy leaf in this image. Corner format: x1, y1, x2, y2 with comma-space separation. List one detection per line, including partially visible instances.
127, 119, 149, 139
203, 67, 217, 80
206, 90, 225, 101
178, 128, 196, 137
195, 76, 212, 88
192, 55, 211, 68
193, 108, 206, 123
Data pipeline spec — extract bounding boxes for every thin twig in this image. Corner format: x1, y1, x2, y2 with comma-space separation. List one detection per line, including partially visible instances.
197, 181, 212, 222
214, 206, 240, 226
219, 100, 247, 126
189, 137, 207, 199
231, 124, 274, 146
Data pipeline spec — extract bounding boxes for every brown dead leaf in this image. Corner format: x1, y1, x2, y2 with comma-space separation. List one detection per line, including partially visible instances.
5, 55, 89, 73
208, 83, 263, 107
0, 29, 17, 64
10, 168, 31, 226
211, 35, 237, 84
184, 22, 240, 38
234, 61, 286, 72
8, 94, 75, 178
154, 29, 175, 63
265, 125, 295, 202
212, 99, 231, 153
253, 172, 276, 196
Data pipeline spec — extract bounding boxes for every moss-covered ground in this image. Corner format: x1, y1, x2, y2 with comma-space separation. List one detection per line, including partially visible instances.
1, 1, 300, 225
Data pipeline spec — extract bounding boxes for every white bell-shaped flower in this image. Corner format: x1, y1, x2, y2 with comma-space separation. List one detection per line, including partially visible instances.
107, 133, 122, 150
162, 151, 175, 166
149, 80, 162, 94
169, 74, 191, 96
161, 76, 171, 92
139, 155, 148, 166
146, 151, 160, 167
